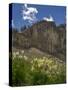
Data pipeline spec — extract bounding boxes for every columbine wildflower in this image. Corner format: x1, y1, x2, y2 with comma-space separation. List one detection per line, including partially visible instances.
24, 55, 28, 60
43, 56, 46, 60
31, 66, 34, 71
18, 55, 23, 59
31, 60, 33, 64
12, 52, 16, 59
34, 58, 38, 61
15, 51, 19, 55
21, 50, 24, 54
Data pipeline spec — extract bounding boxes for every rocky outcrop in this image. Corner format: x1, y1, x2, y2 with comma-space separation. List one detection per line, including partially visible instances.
12, 20, 66, 61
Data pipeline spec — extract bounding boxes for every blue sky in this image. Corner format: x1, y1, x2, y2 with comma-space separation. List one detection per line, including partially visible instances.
12, 3, 66, 29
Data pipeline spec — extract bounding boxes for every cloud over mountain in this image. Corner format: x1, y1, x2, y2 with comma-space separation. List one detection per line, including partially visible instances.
43, 15, 54, 22
22, 4, 38, 24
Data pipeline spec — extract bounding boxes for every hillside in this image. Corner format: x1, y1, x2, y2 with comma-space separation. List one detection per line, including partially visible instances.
12, 20, 66, 61
12, 47, 66, 86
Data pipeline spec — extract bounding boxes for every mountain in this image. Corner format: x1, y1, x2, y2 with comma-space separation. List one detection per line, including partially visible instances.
12, 20, 66, 61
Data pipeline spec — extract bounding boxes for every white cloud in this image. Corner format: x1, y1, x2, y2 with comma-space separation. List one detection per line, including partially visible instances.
22, 4, 38, 24
24, 3, 28, 9
43, 15, 54, 22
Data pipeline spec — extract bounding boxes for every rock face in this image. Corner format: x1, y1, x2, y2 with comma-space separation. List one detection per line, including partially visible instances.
12, 20, 66, 61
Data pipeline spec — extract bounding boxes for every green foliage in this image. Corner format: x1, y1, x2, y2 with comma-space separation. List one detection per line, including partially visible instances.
11, 53, 66, 86
12, 57, 32, 86
31, 71, 48, 85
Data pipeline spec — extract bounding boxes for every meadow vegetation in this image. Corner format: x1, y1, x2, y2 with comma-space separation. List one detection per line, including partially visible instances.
11, 50, 66, 86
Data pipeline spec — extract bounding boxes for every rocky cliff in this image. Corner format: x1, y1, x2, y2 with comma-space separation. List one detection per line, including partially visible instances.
12, 20, 66, 61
